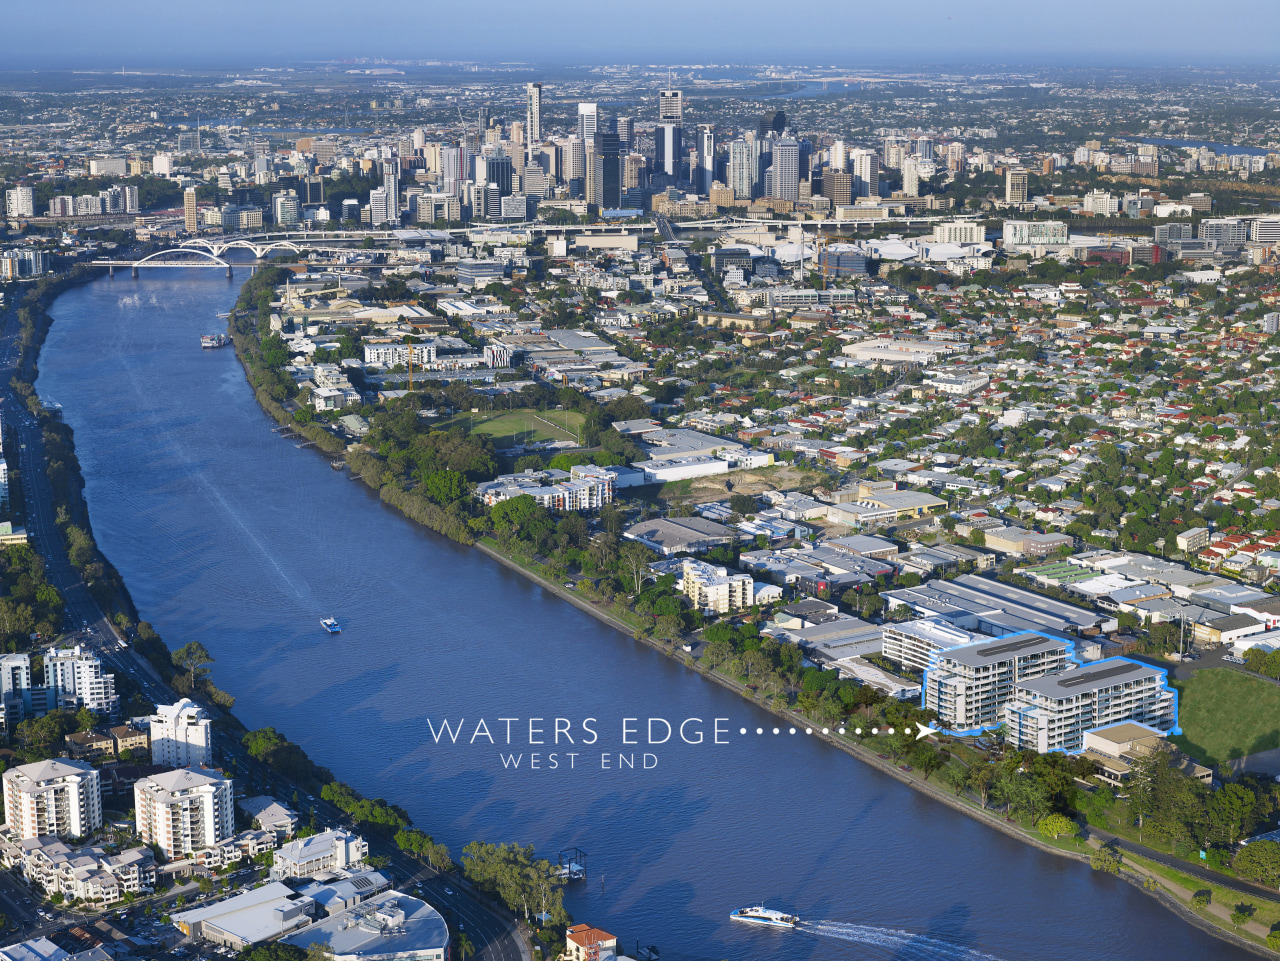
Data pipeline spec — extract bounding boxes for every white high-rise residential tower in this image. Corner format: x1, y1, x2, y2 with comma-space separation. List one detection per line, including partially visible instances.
150, 698, 214, 768
770, 138, 800, 202
525, 82, 542, 165
3, 759, 102, 839
134, 767, 234, 859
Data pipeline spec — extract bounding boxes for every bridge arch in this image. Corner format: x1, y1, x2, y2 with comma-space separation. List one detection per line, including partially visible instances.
177, 238, 224, 256
249, 240, 304, 258
134, 248, 232, 268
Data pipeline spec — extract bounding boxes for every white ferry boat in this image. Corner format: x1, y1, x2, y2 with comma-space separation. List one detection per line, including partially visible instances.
729, 906, 799, 929
321, 617, 341, 633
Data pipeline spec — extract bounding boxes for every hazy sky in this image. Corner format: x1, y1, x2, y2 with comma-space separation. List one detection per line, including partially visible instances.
5, 0, 1280, 69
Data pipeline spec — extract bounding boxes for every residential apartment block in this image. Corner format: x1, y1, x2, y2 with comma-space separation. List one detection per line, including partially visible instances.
150, 699, 213, 768
475, 466, 614, 511
882, 619, 984, 673
43, 646, 118, 715
924, 632, 1074, 733
1, 836, 156, 905
1002, 221, 1068, 248
1003, 658, 1177, 754
650, 557, 754, 614
2, 759, 103, 840
134, 767, 235, 859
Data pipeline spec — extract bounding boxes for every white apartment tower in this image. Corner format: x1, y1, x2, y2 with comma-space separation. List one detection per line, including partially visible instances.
525, 83, 542, 164
851, 149, 880, 198
5, 187, 34, 218
134, 767, 234, 859
882, 619, 984, 674
770, 138, 800, 202
902, 158, 920, 197
3, 759, 103, 840
924, 633, 1073, 734
728, 140, 756, 199
1003, 658, 1177, 754
150, 699, 214, 768
43, 646, 117, 714
184, 187, 198, 233
697, 125, 715, 194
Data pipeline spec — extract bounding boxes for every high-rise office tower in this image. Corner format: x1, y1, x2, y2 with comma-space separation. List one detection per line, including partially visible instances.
655, 124, 683, 180
478, 106, 491, 131
821, 169, 852, 206
916, 137, 934, 162
1005, 168, 1028, 204
659, 89, 683, 124
480, 152, 513, 196
758, 110, 786, 139
615, 116, 633, 151
591, 131, 621, 209
851, 149, 881, 198
770, 138, 800, 202
566, 135, 586, 196
697, 124, 715, 194
537, 143, 561, 181
577, 103, 599, 143
525, 83, 542, 164
623, 153, 647, 191
184, 187, 198, 233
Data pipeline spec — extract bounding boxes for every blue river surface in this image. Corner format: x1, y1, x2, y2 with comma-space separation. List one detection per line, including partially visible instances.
36, 266, 1252, 961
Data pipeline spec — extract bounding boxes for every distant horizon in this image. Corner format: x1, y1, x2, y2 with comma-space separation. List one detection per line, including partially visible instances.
5, 0, 1280, 72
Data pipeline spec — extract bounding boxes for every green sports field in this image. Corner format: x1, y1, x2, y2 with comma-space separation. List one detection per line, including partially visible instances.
437, 409, 584, 449
1169, 668, 1280, 766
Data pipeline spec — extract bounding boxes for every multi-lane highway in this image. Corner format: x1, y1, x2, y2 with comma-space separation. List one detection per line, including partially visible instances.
0, 304, 529, 961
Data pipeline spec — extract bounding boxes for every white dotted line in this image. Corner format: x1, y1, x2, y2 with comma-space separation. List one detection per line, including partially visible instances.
737, 724, 893, 737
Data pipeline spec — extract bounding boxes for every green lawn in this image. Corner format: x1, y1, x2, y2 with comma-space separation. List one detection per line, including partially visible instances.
438, 409, 584, 449
1170, 669, 1280, 766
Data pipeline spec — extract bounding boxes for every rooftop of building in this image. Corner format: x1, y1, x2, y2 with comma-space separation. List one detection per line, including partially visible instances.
1016, 658, 1164, 699
4, 758, 96, 788
172, 881, 310, 945
936, 631, 1071, 669
137, 766, 224, 799
282, 891, 448, 960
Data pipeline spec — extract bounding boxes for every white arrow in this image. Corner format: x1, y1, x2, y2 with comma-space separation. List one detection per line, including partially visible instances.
915, 722, 938, 741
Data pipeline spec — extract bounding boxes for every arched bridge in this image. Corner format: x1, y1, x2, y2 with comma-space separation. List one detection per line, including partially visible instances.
179, 238, 306, 258
91, 247, 235, 277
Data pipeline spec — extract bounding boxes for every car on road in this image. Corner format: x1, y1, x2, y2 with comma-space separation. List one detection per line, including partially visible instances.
444, 887, 453, 895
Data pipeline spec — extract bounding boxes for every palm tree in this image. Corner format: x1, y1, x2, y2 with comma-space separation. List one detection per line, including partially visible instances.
456, 933, 475, 961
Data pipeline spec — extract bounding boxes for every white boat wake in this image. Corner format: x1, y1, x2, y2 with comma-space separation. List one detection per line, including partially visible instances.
799, 921, 1005, 961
